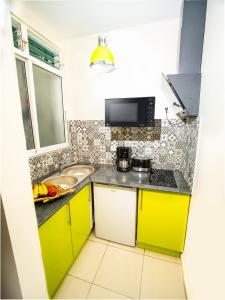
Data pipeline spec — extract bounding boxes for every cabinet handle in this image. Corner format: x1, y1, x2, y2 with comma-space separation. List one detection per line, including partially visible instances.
67, 203, 71, 225
140, 190, 143, 211
89, 185, 91, 202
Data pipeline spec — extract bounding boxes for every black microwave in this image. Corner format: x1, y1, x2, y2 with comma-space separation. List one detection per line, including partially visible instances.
105, 97, 155, 127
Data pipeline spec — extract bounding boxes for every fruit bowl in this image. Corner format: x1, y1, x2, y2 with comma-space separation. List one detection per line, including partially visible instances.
33, 179, 76, 204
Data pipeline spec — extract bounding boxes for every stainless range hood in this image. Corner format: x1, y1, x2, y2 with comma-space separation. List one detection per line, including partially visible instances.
162, 72, 201, 118
163, 0, 207, 119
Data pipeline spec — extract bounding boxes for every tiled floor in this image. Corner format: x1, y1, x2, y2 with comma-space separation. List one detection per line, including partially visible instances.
54, 232, 186, 299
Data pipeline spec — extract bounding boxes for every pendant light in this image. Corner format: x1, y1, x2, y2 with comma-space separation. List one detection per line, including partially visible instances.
90, 35, 115, 73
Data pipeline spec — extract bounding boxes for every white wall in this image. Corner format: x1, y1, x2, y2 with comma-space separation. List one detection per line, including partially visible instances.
10, 2, 181, 121
1, 200, 22, 299
0, 1, 48, 298
63, 19, 180, 120
182, 1, 225, 299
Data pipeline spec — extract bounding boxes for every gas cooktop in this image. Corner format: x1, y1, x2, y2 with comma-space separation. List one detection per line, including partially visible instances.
149, 169, 177, 188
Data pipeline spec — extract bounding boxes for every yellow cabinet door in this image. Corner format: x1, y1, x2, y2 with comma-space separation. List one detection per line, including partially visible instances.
39, 204, 74, 298
69, 184, 91, 259
137, 189, 190, 257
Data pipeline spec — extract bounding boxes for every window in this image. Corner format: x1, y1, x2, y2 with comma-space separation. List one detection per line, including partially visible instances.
32, 65, 65, 147
12, 18, 22, 49
15, 59, 35, 150
28, 32, 60, 69
12, 16, 67, 156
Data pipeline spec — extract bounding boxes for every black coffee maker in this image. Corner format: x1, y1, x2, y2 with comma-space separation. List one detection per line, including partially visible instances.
116, 146, 131, 172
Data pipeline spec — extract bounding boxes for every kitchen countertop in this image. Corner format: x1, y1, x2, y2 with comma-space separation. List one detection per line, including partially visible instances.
90, 165, 191, 194
35, 164, 191, 227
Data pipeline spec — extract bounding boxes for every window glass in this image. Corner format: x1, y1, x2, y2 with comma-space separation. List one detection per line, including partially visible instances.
32, 65, 66, 147
28, 32, 60, 69
15, 59, 35, 150
12, 18, 22, 49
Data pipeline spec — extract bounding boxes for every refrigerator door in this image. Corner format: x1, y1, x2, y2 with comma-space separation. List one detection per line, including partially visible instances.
93, 184, 137, 246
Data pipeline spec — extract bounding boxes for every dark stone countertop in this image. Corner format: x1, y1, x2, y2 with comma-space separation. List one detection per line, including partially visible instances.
35, 164, 191, 228
90, 165, 191, 195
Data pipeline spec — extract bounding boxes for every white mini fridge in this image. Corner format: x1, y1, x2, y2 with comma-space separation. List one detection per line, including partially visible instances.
93, 183, 137, 246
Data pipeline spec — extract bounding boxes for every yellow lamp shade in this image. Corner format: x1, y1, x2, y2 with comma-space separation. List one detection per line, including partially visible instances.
90, 36, 115, 73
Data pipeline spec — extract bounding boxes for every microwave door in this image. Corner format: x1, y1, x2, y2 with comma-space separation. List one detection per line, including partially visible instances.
105, 97, 155, 127
106, 101, 139, 127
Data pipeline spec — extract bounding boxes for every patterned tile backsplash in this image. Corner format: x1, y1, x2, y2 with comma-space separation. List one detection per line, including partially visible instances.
181, 118, 199, 188
111, 120, 161, 141
29, 119, 199, 189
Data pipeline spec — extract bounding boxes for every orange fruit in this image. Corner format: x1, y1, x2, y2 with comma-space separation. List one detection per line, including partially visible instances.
45, 181, 53, 188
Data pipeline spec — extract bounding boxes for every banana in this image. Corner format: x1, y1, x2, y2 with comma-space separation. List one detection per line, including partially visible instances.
33, 183, 39, 199
41, 183, 48, 196
38, 183, 43, 197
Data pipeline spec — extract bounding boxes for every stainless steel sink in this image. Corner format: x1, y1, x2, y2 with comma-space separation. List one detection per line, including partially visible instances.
42, 175, 79, 190
63, 165, 95, 177
42, 165, 94, 190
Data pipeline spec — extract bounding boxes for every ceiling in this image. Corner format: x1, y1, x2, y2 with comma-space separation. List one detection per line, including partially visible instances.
18, 0, 182, 39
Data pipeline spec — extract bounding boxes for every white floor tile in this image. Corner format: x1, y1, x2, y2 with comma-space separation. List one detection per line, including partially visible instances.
88, 284, 129, 299
94, 246, 143, 299
145, 249, 181, 264
54, 275, 91, 299
68, 240, 107, 282
109, 241, 144, 255
89, 232, 109, 245
140, 256, 186, 299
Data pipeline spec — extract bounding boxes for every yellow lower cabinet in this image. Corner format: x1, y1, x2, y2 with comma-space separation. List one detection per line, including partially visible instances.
69, 184, 92, 259
39, 204, 74, 298
38, 184, 92, 298
137, 189, 190, 257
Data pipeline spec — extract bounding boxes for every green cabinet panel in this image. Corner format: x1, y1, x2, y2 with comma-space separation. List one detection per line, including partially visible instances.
69, 184, 91, 259
137, 189, 190, 257
39, 204, 73, 298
